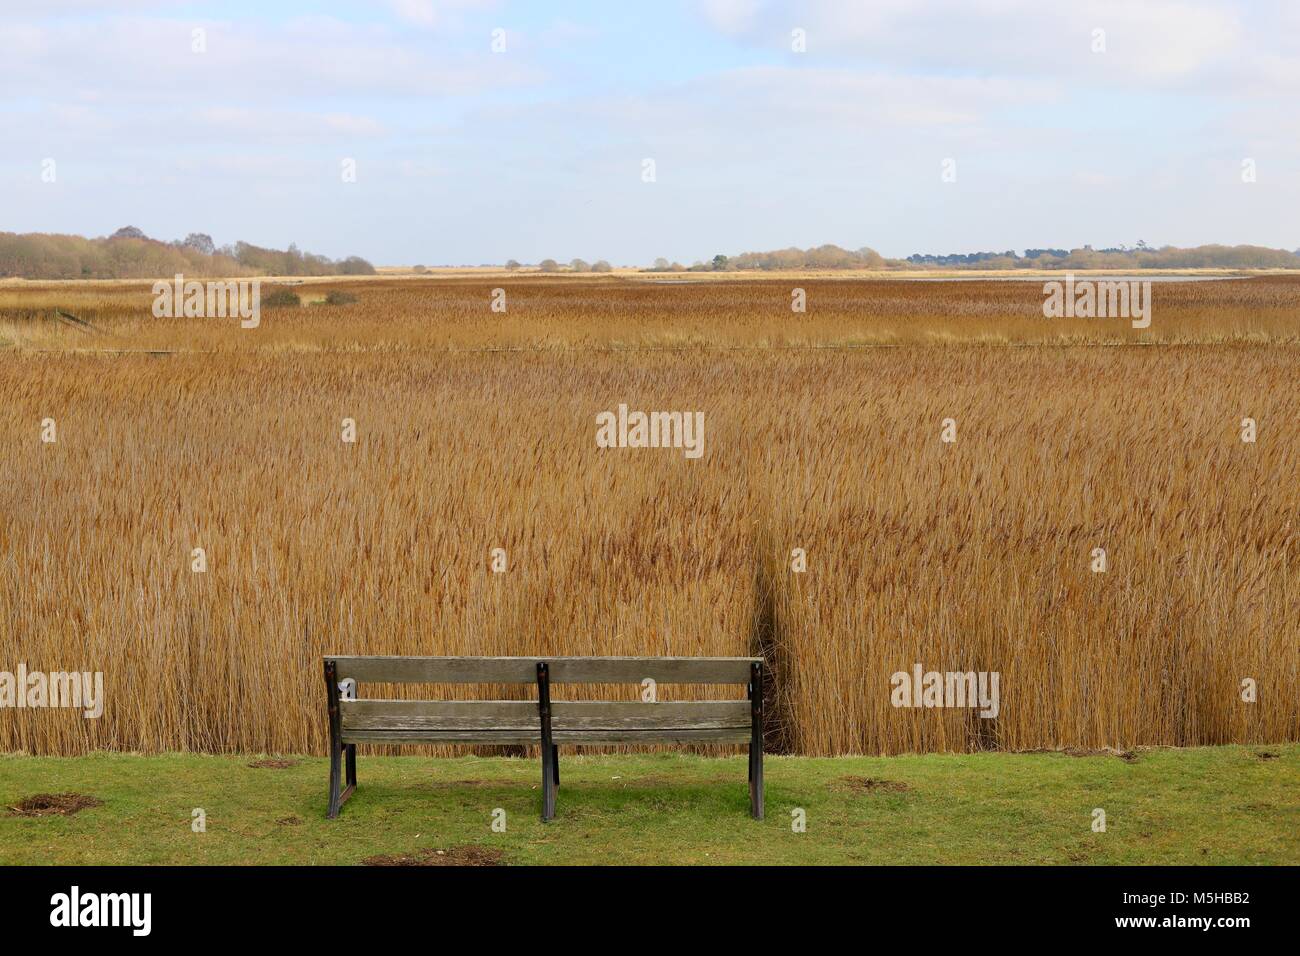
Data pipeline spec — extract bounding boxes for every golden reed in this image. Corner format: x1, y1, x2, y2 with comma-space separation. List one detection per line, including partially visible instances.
1, 277, 1296, 755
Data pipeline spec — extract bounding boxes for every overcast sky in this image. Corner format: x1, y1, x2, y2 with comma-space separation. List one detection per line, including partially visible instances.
2, 0, 1297, 265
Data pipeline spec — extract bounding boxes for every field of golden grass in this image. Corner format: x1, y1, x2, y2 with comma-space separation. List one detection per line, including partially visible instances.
1, 276, 1296, 756
4, 274, 1300, 350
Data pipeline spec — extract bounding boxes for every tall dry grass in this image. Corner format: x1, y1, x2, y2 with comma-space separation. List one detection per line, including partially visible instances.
0, 277, 1297, 755
3, 274, 1300, 351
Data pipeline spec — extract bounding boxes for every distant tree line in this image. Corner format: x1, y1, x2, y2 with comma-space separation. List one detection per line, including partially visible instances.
645, 245, 888, 272
902, 243, 1300, 270
513, 244, 1300, 272
637, 243, 1300, 272
0, 228, 375, 279
507, 258, 613, 273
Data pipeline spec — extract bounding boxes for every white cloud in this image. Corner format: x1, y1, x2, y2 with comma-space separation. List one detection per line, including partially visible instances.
0, 15, 542, 104
696, 1, 1282, 91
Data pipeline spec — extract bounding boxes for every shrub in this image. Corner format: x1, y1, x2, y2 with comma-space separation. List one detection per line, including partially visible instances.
262, 287, 301, 308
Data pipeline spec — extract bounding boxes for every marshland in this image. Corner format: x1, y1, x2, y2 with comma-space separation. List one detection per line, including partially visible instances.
1, 274, 1297, 758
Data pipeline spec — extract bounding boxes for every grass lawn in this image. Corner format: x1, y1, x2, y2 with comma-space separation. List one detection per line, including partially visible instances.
1, 745, 1295, 865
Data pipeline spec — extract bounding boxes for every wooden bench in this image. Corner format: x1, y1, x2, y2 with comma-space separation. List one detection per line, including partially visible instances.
322, 655, 764, 821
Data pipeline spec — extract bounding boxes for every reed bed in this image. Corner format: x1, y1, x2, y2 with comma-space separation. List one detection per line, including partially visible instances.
3, 274, 1300, 351
0, 277, 1296, 755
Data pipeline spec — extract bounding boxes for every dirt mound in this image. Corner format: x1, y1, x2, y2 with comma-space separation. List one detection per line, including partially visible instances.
248, 758, 298, 769
362, 846, 504, 867
9, 793, 103, 816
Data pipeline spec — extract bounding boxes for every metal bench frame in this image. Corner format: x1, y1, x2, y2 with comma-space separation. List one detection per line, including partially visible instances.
322, 655, 764, 821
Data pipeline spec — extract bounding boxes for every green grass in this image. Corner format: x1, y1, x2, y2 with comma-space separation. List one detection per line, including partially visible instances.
1, 746, 1296, 865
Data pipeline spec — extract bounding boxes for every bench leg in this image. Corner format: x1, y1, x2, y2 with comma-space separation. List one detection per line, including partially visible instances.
329, 741, 356, 818
547, 756, 556, 818
749, 661, 764, 820
540, 744, 556, 822
324, 659, 353, 819
537, 661, 556, 822
327, 739, 343, 819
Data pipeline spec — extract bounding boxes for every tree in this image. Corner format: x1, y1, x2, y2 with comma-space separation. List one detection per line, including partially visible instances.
856, 246, 885, 269
505, 259, 521, 271
591, 260, 612, 273
182, 232, 215, 256
569, 258, 590, 272
711, 254, 729, 271
110, 226, 147, 240
338, 256, 376, 275
538, 258, 559, 273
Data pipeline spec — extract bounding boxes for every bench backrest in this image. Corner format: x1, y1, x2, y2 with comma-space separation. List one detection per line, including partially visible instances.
324, 656, 762, 746
327, 655, 758, 686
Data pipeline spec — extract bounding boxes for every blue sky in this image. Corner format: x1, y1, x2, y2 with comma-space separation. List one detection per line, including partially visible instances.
2, 1, 1297, 265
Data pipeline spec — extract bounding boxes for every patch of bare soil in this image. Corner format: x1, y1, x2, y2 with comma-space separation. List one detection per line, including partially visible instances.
276, 816, 302, 826
1254, 751, 1279, 760
361, 845, 504, 867
248, 758, 298, 769
9, 793, 103, 816
840, 777, 912, 793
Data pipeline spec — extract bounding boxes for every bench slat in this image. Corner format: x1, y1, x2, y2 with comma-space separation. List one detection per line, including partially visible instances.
340, 730, 541, 745
341, 700, 538, 732
341, 729, 748, 744
327, 656, 759, 685
340, 700, 749, 733
547, 659, 757, 684
330, 658, 538, 684
551, 701, 749, 730
551, 728, 751, 743
341, 700, 538, 718
340, 729, 749, 745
